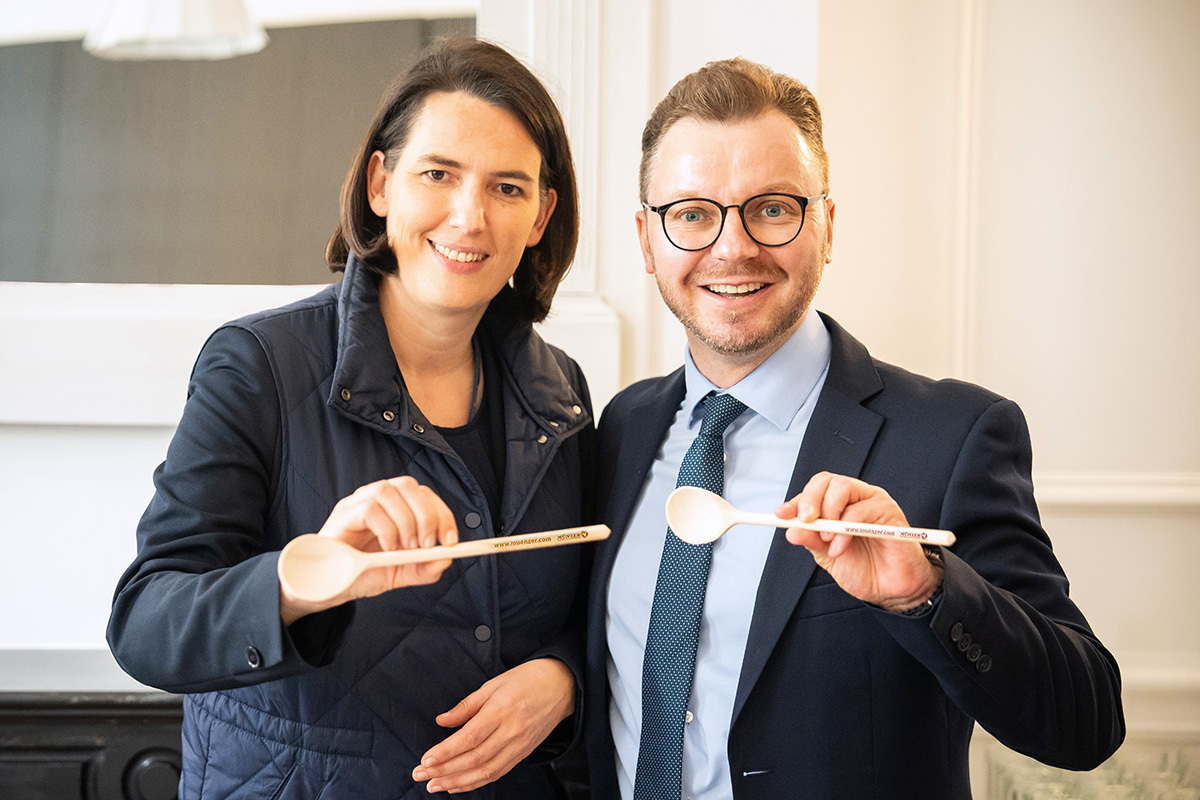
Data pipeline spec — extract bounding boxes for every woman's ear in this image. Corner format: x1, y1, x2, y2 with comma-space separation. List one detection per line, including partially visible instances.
366, 151, 390, 218
524, 188, 558, 248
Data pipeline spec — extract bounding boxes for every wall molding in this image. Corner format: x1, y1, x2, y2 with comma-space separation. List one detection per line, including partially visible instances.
1034, 472, 1200, 511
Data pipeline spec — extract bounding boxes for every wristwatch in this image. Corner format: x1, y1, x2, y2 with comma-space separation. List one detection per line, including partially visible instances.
900, 545, 945, 617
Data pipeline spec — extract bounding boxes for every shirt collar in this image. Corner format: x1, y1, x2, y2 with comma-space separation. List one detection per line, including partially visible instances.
682, 311, 832, 431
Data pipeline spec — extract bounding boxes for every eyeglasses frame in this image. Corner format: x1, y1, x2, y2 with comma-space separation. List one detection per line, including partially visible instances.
643, 191, 828, 252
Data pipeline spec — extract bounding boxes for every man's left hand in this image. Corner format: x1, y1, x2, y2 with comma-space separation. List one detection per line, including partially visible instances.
778, 471, 942, 613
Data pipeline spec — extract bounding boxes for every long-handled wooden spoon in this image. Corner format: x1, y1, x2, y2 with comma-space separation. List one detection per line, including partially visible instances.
665, 486, 955, 546
278, 524, 610, 603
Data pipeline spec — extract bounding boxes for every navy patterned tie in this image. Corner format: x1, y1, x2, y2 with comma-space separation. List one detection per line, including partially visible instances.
634, 392, 748, 800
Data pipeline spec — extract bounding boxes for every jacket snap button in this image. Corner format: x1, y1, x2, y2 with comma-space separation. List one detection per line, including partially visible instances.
474, 625, 492, 642
976, 654, 993, 673
572, 405, 582, 414
340, 388, 351, 401
382, 410, 395, 422
549, 421, 559, 427
537, 434, 548, 444
245, 646, 262, 669
412, 424, 425, 434
465, 512, 482, 529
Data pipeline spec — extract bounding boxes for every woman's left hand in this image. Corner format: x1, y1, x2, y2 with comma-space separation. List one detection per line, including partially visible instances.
412, 657, 575, 794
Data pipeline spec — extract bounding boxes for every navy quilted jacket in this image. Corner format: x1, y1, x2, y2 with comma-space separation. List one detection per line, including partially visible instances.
107, 257, 596, 799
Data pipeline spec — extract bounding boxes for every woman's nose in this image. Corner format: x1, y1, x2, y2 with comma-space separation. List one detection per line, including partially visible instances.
447, 187, 486, 233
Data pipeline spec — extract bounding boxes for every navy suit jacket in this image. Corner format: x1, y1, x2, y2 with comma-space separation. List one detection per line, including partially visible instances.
584, 313, 1123, 799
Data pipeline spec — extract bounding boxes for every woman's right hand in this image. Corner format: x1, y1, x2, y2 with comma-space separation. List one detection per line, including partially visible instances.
280, 476, 457, 624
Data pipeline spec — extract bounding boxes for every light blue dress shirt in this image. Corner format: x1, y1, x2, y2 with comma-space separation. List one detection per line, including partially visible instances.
606, 312, 832, 800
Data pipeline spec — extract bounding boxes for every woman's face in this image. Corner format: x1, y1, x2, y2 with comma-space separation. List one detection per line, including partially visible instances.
367, 91, 557, 320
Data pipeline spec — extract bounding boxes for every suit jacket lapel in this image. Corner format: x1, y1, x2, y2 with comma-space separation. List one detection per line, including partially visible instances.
731, 314, 885, 725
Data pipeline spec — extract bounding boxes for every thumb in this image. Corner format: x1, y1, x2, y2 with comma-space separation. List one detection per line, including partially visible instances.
436, 684, 489, 728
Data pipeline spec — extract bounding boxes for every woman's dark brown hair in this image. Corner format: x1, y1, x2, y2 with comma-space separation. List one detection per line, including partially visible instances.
326, 38, 579, 324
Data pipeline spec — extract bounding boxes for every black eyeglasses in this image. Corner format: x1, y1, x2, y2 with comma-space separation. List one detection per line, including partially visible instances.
644, 192, 826, 251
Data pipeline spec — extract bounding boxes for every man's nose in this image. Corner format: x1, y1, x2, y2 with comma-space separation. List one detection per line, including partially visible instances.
708, 209, 761, 261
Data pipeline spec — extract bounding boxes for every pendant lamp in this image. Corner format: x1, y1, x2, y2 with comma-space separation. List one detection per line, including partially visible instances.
84, 0, 268, 60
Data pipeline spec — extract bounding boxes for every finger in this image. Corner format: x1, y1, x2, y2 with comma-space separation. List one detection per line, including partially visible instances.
424, 740, 527, 794
819, 474, 860, 521
391, 477, 456, 549
794, 471, 836, 523
415, 710, 501, 780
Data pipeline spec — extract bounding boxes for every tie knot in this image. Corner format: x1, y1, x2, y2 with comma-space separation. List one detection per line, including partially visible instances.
698, 392, 747, 437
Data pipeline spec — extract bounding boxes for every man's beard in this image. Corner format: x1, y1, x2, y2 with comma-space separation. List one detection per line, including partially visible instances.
652, 244, 825, 359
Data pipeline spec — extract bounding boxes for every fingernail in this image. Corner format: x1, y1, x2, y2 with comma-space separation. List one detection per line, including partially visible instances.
427, 782, 443, 793
446, 529, 458, 545
413, 767, 428, 781
800, 503, 815, 520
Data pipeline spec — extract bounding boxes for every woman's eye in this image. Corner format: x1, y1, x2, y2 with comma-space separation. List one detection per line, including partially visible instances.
498, 183, 524, 197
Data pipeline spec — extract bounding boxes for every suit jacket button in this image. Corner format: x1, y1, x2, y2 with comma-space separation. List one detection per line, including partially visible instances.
976, 654, 993, 673
475, 625, 492, 642
967, 643, 983, 662
950, 622, 964, 642
245, 646, 262, 669
957, 632, 972, 652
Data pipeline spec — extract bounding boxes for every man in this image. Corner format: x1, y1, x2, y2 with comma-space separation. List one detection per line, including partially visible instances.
585, 58, 1124, 799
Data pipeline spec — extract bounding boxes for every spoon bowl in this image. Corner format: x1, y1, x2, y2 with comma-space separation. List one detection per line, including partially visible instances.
665, 486, 956, 546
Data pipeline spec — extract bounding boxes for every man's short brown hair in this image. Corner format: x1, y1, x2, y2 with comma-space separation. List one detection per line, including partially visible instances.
639, 58, 829, 203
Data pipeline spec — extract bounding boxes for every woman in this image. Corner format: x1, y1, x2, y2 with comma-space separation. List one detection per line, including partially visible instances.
107, 39, 594, 799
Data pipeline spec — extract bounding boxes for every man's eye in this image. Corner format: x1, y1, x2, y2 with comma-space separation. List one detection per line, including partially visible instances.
675, 208, 709, 224
762, 204, 784, 218
425, 170, 447, 181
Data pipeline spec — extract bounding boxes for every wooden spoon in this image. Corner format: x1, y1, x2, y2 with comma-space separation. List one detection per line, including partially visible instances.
278, 524, 610, 603
665, 486, 955, 546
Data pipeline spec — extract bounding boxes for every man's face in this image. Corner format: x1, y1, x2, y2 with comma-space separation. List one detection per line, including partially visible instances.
637, 110, 834, 377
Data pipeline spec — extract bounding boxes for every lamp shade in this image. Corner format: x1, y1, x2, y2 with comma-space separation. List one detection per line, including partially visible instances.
84, 0, 268, 60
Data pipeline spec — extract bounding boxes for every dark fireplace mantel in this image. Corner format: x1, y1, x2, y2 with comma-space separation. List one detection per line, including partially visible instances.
0, 692, 183, 800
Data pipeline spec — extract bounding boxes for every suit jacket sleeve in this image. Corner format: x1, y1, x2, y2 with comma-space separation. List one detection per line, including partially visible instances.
871, 397, 1124, 770
106, 326, 353, 694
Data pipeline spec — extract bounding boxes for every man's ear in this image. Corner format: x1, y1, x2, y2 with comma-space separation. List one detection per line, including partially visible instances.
366, 151, 389, 217
824, 198, 835, 263
636, 209, 654, 274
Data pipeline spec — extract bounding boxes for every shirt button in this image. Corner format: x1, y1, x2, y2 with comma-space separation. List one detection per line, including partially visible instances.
245, 646, 262, 669
684, 710, 694, 723
382, 410, 395, 422
465, 512, 482, 529
474, 625, 492, 642
340, 388, 351, 401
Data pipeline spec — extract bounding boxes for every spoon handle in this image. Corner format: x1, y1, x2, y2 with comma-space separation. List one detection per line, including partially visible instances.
362, 523, 612, 566
737, 512, 956, 546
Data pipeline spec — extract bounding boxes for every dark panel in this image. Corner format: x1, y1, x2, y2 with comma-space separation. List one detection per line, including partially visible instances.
0, 692, 183, 800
